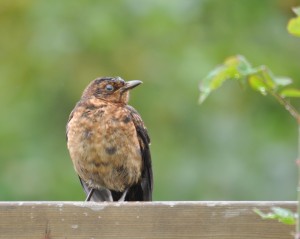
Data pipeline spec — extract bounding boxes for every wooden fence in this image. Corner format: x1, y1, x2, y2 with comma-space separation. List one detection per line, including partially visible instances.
0, 201, 296, 239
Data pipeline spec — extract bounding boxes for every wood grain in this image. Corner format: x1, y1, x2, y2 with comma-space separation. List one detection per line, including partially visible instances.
0, 201, 295, 239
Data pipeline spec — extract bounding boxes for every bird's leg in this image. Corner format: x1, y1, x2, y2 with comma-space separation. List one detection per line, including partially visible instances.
85, 188, 95, 201
118, 189, 128, 202
106, 190, 114, 201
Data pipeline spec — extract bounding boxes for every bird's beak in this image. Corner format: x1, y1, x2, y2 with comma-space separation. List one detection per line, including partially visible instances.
120, 80, 143, 92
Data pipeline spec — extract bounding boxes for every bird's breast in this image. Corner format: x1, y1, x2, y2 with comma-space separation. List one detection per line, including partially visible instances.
67, 101, 142, 191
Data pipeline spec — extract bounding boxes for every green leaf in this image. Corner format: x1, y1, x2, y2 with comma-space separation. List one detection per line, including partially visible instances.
199, 55, 253, 104
206, 65, 231, 89
261, 66, 277, 90
292, 6, 300, 16
287, 16, 300, 37
254, 208, 276, 219
254, 207, 296, 225
248, 75, 268, 95
280, 88, 300, 98
199, 65, 229, 103
271, 207, 296, 225
224, 55, 253, 76
246, 65, 277, 92
274, 77, 292, 86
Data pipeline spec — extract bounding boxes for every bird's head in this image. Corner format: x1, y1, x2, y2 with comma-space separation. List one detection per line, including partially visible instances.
81, 77, 142, 104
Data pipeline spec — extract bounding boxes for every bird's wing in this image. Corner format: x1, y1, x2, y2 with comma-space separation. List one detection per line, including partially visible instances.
125, 105, 153, 201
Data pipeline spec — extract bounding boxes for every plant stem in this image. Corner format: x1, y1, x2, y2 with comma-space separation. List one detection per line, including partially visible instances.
270, 91, 300, 239
297, 124, 300, 239
268, 90, 300, 238
270, 91, 300, 122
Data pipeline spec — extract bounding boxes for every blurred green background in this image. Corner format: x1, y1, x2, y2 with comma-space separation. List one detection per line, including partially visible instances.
1, 0, 300, 201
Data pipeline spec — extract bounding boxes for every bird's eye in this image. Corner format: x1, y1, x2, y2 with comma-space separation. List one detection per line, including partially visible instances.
105, 84, 114, 92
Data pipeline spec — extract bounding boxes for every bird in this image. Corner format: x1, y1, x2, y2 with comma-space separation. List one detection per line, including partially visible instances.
66, 76, 153, 201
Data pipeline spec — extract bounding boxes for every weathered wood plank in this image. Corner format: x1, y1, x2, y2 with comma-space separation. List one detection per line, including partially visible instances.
0, 201, 295, 239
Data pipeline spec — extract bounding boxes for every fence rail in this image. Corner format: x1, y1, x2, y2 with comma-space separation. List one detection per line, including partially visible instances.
0, 201, 295, 239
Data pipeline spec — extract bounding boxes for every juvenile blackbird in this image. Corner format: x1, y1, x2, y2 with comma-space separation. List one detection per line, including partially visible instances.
66, 76, 153, 201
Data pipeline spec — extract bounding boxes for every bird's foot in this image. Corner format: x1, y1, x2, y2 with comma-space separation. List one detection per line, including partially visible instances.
118, 189, 128, 202
85, 188, 95, 201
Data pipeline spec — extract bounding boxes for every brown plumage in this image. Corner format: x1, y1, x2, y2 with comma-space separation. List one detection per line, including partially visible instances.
66, 77, 153, 201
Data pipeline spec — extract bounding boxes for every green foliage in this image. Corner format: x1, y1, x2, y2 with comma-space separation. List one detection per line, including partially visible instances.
199, 55, 252, 103
288, 7, 300, 37
199, 55, 300, 106
201, 5, 300, 232
254, 207, 296, 225
280, 88, 300, 98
